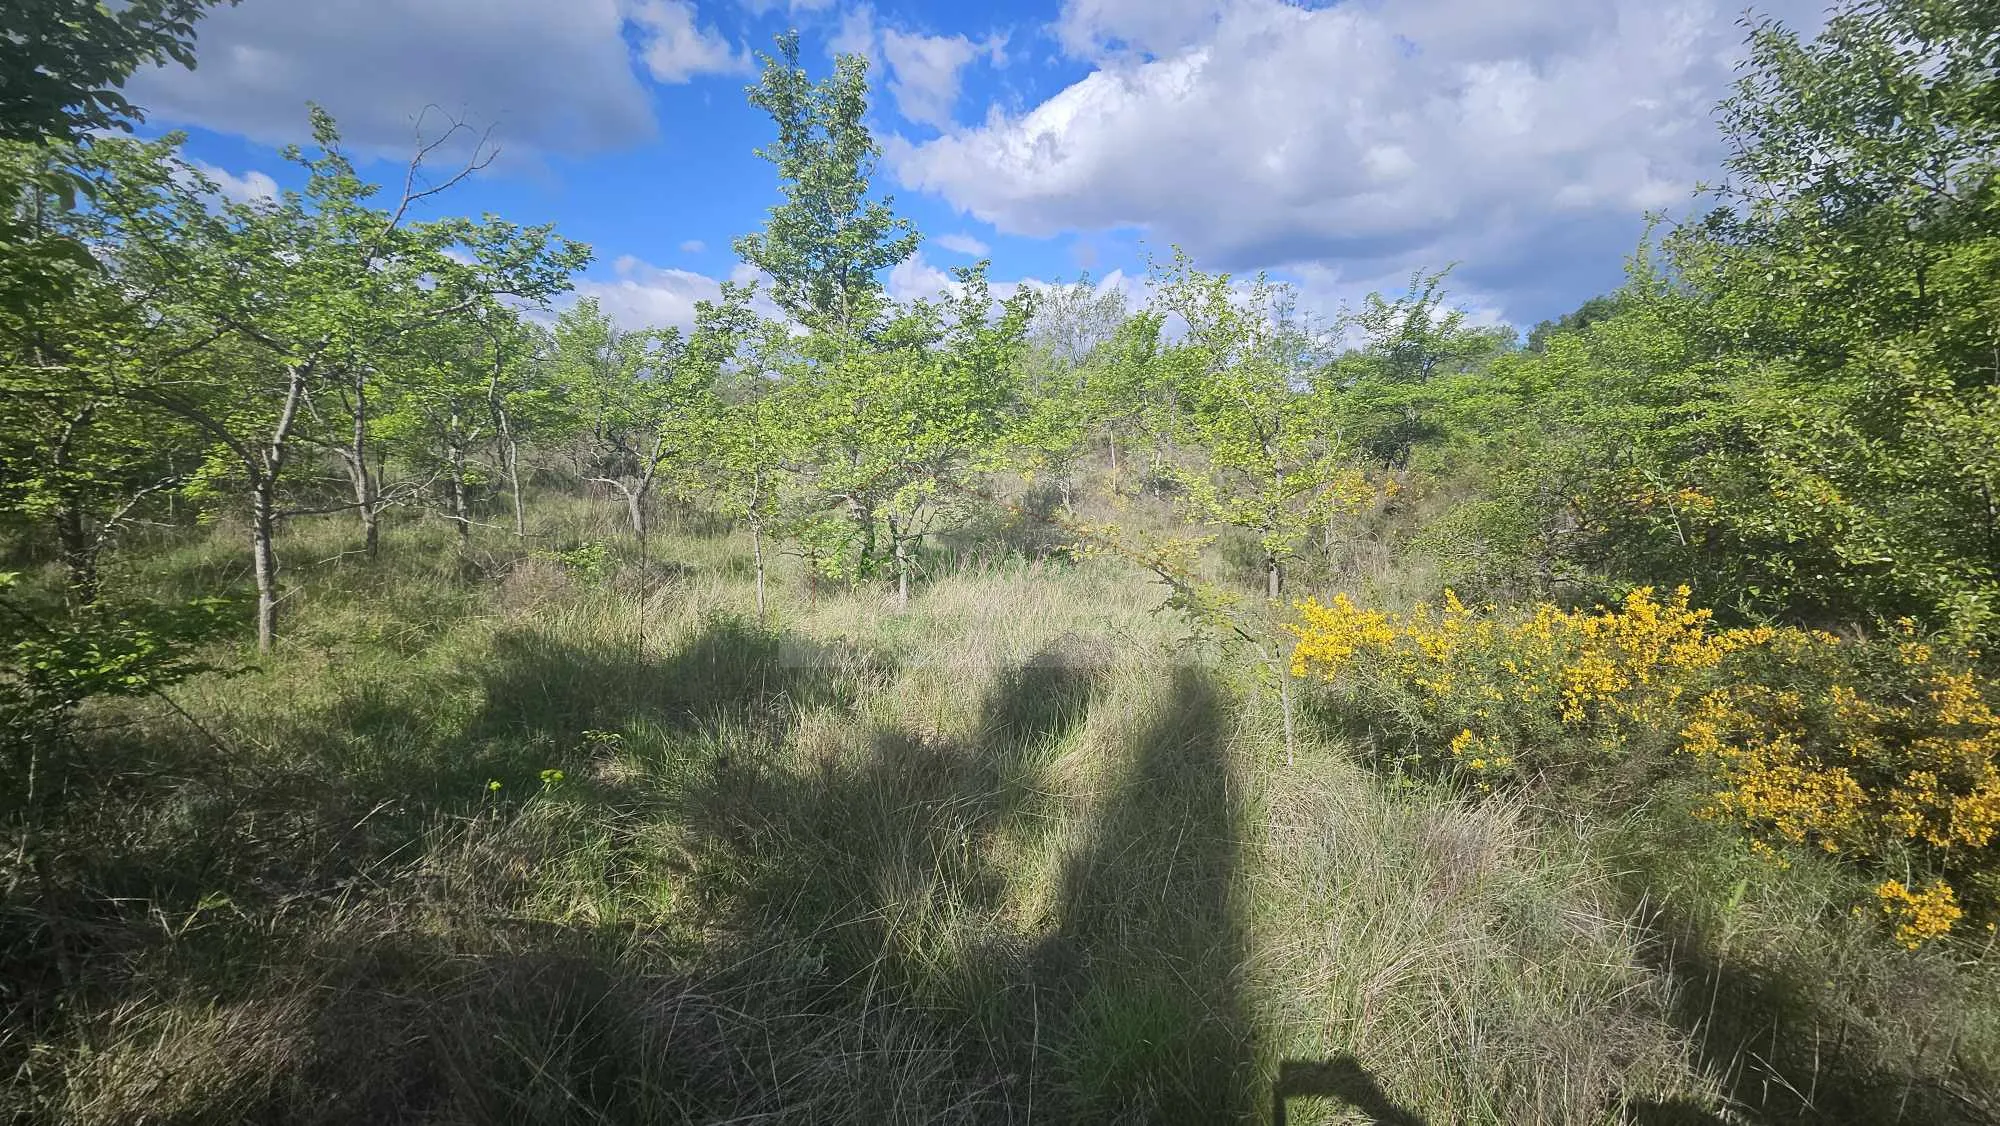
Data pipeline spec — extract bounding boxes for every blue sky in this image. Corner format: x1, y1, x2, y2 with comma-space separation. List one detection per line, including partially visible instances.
125, 0, 1829, 333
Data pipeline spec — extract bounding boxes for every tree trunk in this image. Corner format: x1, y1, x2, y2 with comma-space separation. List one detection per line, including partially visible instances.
507, 438, 525, 538
450, 480, 471, 548
891, 515, 910, 610
625, 486, 648, 551
1267, 555, 1282, 601
249, 365, 307, 654
848, 497, 875, 579
1108, 433, 1119, 475
251, 477, 280, 654
752, 516, 767, 622
350, 374, 380, 559
446, 444, 473, 550
54, 505, 98, 610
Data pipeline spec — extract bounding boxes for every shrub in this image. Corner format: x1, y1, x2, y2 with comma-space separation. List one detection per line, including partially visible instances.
1287, 585, 1767, 778
1289, 587, 2000, 948
1681, 624, 2000, 947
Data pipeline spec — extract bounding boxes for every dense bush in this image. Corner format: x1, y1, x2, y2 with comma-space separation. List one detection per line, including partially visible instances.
1290, 587, 2000, 948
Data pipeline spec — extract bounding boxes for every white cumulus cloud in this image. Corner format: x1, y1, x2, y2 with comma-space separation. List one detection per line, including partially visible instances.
125, 0, 662, 159
570, 256, 781, 332
933, 232, 990, 257
190, 160, 280, 204
881, 28, 1006, 130
895, 0, 1829, 321
628, 0, 753, 83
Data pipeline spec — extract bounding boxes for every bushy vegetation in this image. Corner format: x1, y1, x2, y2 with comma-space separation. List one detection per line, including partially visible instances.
5, 0, 2000, 1122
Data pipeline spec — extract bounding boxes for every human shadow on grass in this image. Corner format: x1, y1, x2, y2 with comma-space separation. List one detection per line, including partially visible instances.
1026, 664, 1256, 1122
677, 657, 1258, 1121
1632, 924, 1993, 1126
1272, 1057, 1428, 1126
0, 613, 877, 1113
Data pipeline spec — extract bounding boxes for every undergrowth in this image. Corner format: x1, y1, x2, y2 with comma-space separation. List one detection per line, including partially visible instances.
2, 503, 1996, 1124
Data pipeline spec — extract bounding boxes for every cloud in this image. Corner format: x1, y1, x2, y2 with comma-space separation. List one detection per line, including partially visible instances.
569, 256, 782, 332
886, 252, 959, 303
572, 255, 730, 331
880, 29, 1005, 130
189, 160, 280, 204
1053, 0, 1225, 61
679, 238, 708, 253
827, 5, 882, 67
933, 232, 990, 257
124, 0, 661, 159
737, 0, 835, 13
628, 0, 753, 83
895, 0, 1829, 322
824, 8, 1004, 131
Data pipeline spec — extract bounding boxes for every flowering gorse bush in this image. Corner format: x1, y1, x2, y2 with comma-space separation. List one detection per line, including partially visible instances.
1288, 586, 1766, 776
1289, 589, 2000, 948
1681, 624, 2000, 947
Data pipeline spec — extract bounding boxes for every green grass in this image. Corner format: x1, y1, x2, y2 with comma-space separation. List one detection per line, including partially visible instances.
3, 497, 1996, 1123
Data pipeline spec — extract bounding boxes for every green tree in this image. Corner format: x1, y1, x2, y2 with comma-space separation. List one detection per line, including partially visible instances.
1150, 252, 1371, 601
732, 31, 920, 336
1550, 0, 2000, 640
1, 0, 234, 144
560, 290, 753, 551
772, 266, 1034, 606
96, 115, 585, 649
1008, 277, 1146, 508
0, 137, 210, 607
1328, 269, 1517, 469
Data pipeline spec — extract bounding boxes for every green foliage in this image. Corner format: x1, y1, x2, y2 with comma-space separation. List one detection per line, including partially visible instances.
0, 0, 234, 144
732, 31, 920, 335
533, 541, 614, 586
1148, 251, 1372, 594
1499, 0, 2000, 642
769, 266, 1035, 588
0, 573, 228, 770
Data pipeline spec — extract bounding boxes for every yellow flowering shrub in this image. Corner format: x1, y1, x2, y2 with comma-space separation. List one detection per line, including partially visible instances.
1681, 623, 2000, 944
1289, 585, 1763, 775
1875, 879, 1964, 950
1291, 591, 2000, 948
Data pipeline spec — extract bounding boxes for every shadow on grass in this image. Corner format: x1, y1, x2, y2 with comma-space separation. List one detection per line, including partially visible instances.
0, 612, 876, 1119
676, 656, 1257, 1121
1632, 928, 1993, 1126
6, 611, 1267, 1122
1031, 664, 1255, 1121
1273, 1056, 1428, 1126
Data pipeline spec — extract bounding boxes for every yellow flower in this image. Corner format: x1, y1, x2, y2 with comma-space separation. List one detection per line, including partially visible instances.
1876, 879, 1962, 948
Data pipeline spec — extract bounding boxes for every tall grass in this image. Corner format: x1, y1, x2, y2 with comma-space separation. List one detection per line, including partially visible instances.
2, 497, 1994, 1123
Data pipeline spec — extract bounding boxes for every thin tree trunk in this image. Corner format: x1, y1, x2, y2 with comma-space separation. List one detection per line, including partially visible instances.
626, 486, 648, 552
54, 505, 98, 610
507, 438, 525, 538
447, 444, 472, 549
752, 516, 767, 622
1108, 433, 1119, 474
250, 365, 308, 654
891, 515, 910, 610
251, 476, 280, 654
346, 373, 380, 558
1267, 555, 1282, 601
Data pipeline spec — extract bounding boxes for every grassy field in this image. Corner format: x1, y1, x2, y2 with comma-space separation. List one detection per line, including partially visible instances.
4, 495, 1997, 1124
